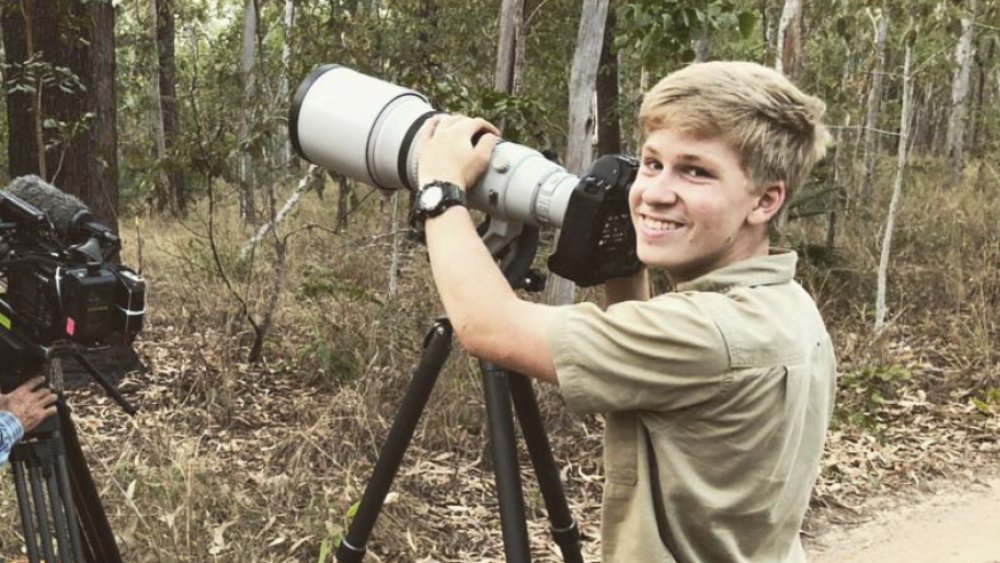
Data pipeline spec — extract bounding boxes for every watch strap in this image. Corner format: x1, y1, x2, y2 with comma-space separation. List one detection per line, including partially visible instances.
409, 180, 467, 242
420, 180, 466, 218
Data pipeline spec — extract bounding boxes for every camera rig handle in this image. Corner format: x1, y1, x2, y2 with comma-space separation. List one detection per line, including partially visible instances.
548, 155, 642, 287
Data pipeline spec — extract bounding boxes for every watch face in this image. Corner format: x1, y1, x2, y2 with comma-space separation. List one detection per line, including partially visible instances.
419, 186, 444, 211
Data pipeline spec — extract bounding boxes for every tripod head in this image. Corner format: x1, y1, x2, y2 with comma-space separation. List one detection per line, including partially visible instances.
0, 331, 137, 416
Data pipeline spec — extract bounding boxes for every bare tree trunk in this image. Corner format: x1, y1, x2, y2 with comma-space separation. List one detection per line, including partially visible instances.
875, 43, 914, 334
238, 0, 258, 223
280, 0, 295, 168
693, 20, 711, 62
635, 66, 650, 152
946, 0, 978, 176
512, 0, 525, 95
827, 42, 853, 251
596, 6, 621, 156
494, 0, 521, 93
546, 0, 608, 307
859, 10, 889, 202
775, 0, 803, 79
148, 0, 169, 211
157, 0, 187, 215
248, 171, 288, 364
969, 37, 994, 155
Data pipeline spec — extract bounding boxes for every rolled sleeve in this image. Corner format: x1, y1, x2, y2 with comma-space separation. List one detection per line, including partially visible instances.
0, 410, 25, 465
549, 294, 730, 414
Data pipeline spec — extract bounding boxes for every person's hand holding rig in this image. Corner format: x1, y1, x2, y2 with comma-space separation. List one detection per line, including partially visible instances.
0, 376, 58, 434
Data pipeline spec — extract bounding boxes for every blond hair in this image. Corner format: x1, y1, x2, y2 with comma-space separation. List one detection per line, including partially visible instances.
639, 61, 830, 204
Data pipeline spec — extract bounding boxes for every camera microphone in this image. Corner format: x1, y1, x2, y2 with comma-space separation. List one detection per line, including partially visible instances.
3, 175, 117, 244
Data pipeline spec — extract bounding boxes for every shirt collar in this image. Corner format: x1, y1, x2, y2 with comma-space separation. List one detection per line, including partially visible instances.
675, 250, 798, 294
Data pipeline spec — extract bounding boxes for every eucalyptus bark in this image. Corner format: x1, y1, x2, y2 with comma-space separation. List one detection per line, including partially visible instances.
693, 19, 711, 62
969, 37, 994, 154
157, 0, 187, 215
494, 0, 522, 93
148, 0, 169, 211
775, 0, 803, 79
596, 6, 621, 156
859, 10, 889, 202
946, 0, 978, 176
875, 44, 914, 334
827, 41, 853, 251
280, 0, 295, 168
238, 0, 258, 223
547, 0, 608, 307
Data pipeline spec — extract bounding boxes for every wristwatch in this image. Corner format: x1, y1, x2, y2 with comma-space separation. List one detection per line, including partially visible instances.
413, 180, 466, 224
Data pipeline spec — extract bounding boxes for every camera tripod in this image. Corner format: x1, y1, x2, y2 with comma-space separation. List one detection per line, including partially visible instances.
3, 342, 135, 563
336, 226, 584, 563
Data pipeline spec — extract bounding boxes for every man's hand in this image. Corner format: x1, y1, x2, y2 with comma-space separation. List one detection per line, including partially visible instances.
0, 376, 58, 433
417, 115, 500, 190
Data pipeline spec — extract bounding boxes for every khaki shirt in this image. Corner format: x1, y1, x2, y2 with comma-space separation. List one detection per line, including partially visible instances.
549, 252, 835, 563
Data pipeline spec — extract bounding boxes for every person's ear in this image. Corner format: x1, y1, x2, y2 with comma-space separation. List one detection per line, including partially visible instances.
748, 181, 785, 226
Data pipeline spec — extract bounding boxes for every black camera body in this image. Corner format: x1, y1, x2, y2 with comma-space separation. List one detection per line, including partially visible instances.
0, 185, 145, 358
548, 154, 641, 287
2, 261, 144, 347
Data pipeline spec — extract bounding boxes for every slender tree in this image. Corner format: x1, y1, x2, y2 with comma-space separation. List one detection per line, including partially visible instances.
157, 0, 188, 214
946, 0, 978, 175
494, 0, 523, 94
859, 8, 890, 203
876, 36, 914, 333
596, 6, 621, 156
546, 0, 608, 307
148, 0, 170, 213
775, 0, 804, 79
280, 0, 296, 168
238, 0, 258, 223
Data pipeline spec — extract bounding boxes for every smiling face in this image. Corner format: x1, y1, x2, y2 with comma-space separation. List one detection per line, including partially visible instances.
629, 128, 784, 284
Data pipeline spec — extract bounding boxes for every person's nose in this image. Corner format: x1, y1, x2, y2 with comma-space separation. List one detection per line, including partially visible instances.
640, 172, 680, 207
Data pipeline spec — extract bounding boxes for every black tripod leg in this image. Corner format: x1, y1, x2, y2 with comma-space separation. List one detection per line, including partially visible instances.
59, 402, 124, 563
43, 466, 74, 563
481, 362, 532, 563
55, 446, 87, 562
28, 465, 58, 563
336, 319, 454, 563
11, 460, 42, 563
509, 375, 583, 563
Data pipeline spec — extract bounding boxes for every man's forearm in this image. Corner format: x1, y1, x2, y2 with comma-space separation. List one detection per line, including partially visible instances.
424, 206, 518, 333
423, 206, 558, 382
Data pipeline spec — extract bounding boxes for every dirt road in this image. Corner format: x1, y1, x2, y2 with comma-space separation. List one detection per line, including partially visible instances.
806, 478, 1000, 562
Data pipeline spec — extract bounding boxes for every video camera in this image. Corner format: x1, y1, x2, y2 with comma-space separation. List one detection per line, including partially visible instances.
0, 176, 145, 376
289, 65, 641, 286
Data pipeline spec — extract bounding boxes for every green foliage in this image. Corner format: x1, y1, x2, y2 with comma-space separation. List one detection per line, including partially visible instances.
970, 387, 1000, 416
297, 338, 359, 385
615, 0, 758, 75
298, 266, 382, 305
836, 364, 912, 438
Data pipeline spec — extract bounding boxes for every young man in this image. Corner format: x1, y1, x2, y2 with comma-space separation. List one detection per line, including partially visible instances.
415, 61, 834, 562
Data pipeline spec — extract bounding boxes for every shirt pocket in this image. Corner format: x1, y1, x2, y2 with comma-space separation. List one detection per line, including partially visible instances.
603, 411, 638, 498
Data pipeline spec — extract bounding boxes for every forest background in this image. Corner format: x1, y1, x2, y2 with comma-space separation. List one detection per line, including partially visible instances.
0, 0, 998, 561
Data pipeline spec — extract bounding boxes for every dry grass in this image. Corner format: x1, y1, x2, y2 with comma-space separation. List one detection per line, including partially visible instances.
1, 158, 998, 561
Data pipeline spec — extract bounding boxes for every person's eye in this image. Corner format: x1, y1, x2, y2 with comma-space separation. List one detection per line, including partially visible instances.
642, 158, 663, 173
682, 165, 713, 179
